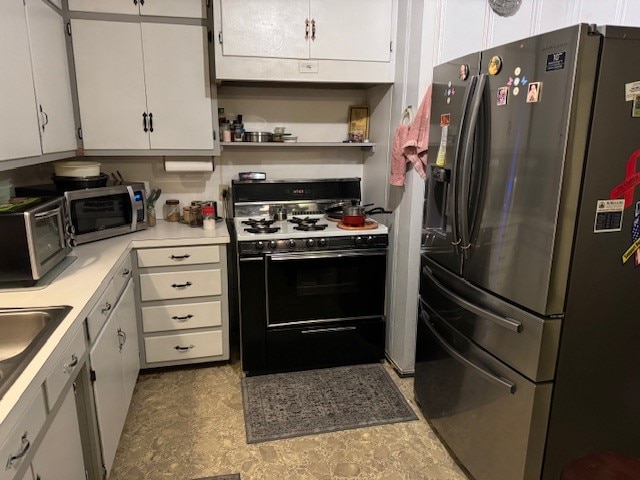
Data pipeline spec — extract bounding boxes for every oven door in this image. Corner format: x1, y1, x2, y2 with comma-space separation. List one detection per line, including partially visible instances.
265, 249, 387, 327
65, 186, 137, 244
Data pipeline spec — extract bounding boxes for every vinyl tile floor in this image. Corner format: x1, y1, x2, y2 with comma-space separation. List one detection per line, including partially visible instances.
110, 360, 469, 480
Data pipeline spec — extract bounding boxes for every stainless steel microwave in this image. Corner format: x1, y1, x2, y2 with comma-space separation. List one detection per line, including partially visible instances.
64, 183, 147, 245
0, 196, 72, 285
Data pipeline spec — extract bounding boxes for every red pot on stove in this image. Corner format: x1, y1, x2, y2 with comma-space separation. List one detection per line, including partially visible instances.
342, 205, 366, 226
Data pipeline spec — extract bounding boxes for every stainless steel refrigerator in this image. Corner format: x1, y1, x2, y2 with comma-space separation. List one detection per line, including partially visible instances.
415, 24, 640, 480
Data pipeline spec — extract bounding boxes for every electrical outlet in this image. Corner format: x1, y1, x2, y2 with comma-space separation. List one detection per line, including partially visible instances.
219, 184, 229, 200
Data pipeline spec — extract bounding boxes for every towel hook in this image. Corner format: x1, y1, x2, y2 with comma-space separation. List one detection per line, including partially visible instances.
401, 106, 413, 124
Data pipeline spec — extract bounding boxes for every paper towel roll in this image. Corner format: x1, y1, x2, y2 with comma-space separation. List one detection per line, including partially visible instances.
164, 159, 213, 173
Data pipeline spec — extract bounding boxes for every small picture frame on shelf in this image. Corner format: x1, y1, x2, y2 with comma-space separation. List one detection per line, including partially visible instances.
348, 105, 370, 142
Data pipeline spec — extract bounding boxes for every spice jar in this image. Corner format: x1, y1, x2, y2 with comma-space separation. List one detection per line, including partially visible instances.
189, 204, 202, 228
182, 206, 191, 224
202, 205, 216, 230
164, 199, 181, 222
147, 205, 156, 227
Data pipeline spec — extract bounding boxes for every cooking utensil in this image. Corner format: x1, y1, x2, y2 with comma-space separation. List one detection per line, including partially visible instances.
272, 206, 287, 221
51, 173, 109, 191
243, 131, 273, 142
54, 161, 101, 177
324, 201, 374, 221
330, 204, 391, 226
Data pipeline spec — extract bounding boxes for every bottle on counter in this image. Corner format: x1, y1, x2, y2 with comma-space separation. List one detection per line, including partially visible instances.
182, 205, 191, 224
202, 205, 216, 230
163, 199, 181, 222
189, 201, 202, 228
147, 205, 156, 227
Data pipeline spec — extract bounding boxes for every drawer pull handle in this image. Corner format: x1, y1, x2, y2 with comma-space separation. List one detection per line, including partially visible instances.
63, 354, 79, 374
170, 254, 191, 260
171, 314, 193, 322
174, 345, 195, 352
101, 302, 112, 315
6, 433, 31, 470
122, 268, 130, 276
117, 329, 127, 351
171, 282, 192, 289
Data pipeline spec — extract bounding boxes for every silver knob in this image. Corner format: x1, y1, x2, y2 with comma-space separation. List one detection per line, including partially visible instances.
306, 238, 315, 247
268, 240, 277, 249
288, 239, 296, 248
255, 241, 264, 250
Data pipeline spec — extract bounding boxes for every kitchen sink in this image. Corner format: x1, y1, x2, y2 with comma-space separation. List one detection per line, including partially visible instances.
0, 306, 72, 400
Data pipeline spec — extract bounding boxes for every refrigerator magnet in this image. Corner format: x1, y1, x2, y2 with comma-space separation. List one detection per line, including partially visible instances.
440, 114, 451, 127
513, 87, 520, 96
488, 55, 503, 75
594, 199, 625, 234
497, 87, 509, 106
632, 94, 640, 118
459, 64, 469, 81
526, 82, 542, 103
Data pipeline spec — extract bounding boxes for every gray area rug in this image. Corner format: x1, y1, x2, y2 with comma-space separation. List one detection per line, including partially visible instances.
241, 363, 418, 444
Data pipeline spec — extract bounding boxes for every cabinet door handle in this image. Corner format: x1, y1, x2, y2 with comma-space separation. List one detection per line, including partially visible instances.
148, 112, 154, 133
122, 268, 131, 276
142, 112, 148, 133
5, 433, 31, 470
305, 18, 309, 40
311, 19, 316, 40
117, 328, 127, 351
63, 354, 79, 374
133, 0, 137, 5
170, 254, 191, 260
101, 302, 112, 315
171, 282, 192, 289
174, 345, 195, 352
171, 314, 193, 322
39, 105, 49, 131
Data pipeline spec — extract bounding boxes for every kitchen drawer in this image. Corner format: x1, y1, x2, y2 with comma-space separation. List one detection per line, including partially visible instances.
113, 255, 133, 298
141, 301, 222, 333
144, 331, 223, 363
0, 389, 46, 480
137, 245, 220, 268
139, 269, 221, 301
86, 279, 116, 343
44, 326, 86, 411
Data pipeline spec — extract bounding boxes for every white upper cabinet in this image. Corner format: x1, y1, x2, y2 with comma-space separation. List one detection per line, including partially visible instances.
214, 0, 396, 83
0, 0, 42, 162
68, 0, 206, 18
220, 0, 309, 59
25, 0, 77, 154
71, 20, 215, 151
309, 0, 392, 62
72, 20, 149, 150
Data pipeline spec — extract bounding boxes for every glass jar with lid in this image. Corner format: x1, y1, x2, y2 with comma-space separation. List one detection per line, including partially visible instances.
163, 199, 181, 222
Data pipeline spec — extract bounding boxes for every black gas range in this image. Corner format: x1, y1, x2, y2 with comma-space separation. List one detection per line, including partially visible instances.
232, 178, 389, 375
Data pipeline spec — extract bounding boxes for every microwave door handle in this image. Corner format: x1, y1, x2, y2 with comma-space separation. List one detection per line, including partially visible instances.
126, 186, 137, 232
459, 73, 486, 255
420, 307, 516, 394
451, 75, 478, 250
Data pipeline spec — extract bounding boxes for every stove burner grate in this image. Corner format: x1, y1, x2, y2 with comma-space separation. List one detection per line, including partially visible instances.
289, 216, 328, 231
244, 226, 280, 234
242, 218, 276, 227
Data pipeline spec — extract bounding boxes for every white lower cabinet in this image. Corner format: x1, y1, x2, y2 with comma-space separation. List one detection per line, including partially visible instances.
90, 278, 139, 476
31, 388, 85, 480
135, 244, 229, 368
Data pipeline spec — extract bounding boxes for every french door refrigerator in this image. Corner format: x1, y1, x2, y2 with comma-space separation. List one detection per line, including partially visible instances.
415, 24, 640, 480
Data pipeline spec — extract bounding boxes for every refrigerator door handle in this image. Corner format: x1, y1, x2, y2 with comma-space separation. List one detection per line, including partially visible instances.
419, 304, 517, 394
459, 74, 487, 253
450, 75, 479, 249
423, 265, 523, 333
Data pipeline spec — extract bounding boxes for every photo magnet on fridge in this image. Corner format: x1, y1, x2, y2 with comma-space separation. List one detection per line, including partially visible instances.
632, 93, 640, 118
526, 82, 542, 103
497, 87, 509, 106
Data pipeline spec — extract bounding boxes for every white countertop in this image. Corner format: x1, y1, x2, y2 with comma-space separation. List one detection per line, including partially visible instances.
0, 220, 229, 432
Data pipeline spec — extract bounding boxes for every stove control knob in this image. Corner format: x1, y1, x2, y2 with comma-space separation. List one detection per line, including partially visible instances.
318, 238, 327, 247
366, 236, 374, 245
288, 239, 296, 248
355, 236, 364, 246
255, 241, 264, 250
268, 240, 277, 249
306, 238, 315, 247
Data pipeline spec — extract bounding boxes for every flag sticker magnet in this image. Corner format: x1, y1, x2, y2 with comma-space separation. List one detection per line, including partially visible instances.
594, 199, 624, 233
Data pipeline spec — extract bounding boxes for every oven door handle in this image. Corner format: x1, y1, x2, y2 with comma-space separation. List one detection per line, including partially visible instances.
267, 249, 387, 261
126, 186, 137, 232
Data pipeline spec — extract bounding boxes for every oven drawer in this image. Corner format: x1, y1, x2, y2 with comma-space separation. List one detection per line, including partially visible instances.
265, 318, 385, 372
144, 331, 223, 363
141, 301, 222, 333
137, 245, 220, 268
414, 305, 551, 480
421, 256, 561, 382
139, 269, 221, 301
